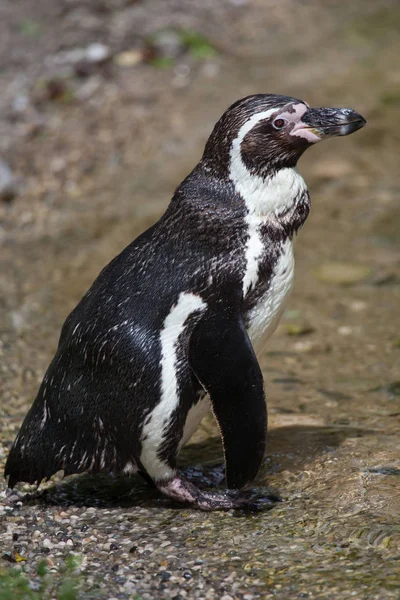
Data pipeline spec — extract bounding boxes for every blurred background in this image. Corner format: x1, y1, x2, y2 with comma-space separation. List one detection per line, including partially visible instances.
0, 0, 399, 598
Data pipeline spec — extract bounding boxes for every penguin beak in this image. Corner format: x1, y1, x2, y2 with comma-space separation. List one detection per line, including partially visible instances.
290, 107, 367, 143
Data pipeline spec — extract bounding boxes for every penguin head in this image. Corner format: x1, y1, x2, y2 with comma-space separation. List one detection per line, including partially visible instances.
202, 94, 366, 178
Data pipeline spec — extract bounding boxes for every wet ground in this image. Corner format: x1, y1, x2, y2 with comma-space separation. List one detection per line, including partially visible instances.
0, 0, 399, 598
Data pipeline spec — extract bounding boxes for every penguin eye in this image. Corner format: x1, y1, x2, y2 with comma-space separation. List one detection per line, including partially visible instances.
272, 118, 288, 130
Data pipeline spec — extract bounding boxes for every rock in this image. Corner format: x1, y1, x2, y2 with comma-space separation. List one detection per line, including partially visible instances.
12, 94, 29, 114
52, 48, 87, 66
387, 381, 400, 397
0, 160, 18, 202
114, 49, 144, 67
286, 324, 315, 336
349, 300, 367, 311
338, 326, 353, 336
314, 262, 371, 285
372, 272, 400, 286
86, 43, 110, 64
150, 30, 185, 60
54, 43, 110, 66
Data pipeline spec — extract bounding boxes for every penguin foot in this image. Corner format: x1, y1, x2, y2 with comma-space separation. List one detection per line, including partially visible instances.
157, 475, 281, 511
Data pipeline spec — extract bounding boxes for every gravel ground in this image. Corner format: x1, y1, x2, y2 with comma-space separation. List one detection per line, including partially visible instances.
1, 1, 400, 598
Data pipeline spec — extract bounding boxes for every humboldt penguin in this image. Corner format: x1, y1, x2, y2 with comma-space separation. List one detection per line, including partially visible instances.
5, 94, 366, 510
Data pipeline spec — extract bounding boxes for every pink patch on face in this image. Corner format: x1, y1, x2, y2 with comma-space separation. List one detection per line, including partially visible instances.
279, 103, 308, 122
290, 126, 322, 143
274, 102, 321, 143
286, 104, 322, 143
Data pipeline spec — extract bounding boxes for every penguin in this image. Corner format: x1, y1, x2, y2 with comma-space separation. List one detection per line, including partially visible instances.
5, 94, 366, 510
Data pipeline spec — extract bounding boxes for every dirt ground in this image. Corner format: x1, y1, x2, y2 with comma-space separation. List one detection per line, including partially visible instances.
0, 0, 399, 598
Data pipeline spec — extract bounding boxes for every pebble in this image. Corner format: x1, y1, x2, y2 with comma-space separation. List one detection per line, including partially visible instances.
150, 29, 184, 60
349, 300, 367, 312
86, 43, 110, 64
338, 326, 353, 336
0, 160, 18, 202
293, 340, 319, 353
114, 49, 144, 67
52, 43, 110, 66
314, 262, 371, 285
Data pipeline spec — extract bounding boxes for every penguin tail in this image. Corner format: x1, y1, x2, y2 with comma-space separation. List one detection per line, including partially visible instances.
4, 425, 64, 489
5, 412, 129, 489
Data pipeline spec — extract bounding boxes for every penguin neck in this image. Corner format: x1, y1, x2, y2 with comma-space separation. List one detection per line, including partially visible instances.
229, 156, 308, 222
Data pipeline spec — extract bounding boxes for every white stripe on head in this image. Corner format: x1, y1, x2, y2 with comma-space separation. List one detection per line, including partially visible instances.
229, 105, 308, 216
228, 105, 308, 296
229, 108, 277, 216
140, 292, 207, 481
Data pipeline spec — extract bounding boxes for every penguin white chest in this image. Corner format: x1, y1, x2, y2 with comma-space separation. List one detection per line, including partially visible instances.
246, 238, 295, 353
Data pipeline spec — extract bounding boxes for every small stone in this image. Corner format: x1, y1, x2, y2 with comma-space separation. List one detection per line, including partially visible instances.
315, 262, 371, 285
114, 50, 143, 67
86, 43, 110, 64
387, 381, 400, 397
150, 30, 184, 60
293, 340, 317, 353
349, 300, 367, 312
2, 553, 15, 563
338, 326, 353, 336
286, 324, 315, 336
0, 161, 18, 202
12, 94, 29, 113
50, 157, 66, 173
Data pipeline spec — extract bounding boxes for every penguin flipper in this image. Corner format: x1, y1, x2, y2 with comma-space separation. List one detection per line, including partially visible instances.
190, 310, 267, 490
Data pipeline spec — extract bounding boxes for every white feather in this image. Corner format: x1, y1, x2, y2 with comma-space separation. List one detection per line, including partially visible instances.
247, 238, 295, 353
229, 111, 307, 298
140, 292, 207, 480
229, 110, 308, 347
